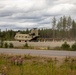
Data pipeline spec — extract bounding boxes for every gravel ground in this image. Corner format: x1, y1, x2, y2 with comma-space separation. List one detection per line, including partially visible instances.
4, 41, 75, 47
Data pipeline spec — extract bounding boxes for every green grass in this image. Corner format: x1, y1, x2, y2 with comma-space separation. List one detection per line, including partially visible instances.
0, 54, 76, 75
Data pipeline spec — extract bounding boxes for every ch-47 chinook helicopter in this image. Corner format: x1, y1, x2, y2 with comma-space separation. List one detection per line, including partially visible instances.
14, 28, 39, 42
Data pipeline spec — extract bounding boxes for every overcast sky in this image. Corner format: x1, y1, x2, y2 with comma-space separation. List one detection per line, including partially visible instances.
0, 0, 76, 30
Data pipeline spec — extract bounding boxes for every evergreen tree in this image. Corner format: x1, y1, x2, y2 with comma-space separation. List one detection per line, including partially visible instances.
4, 42, 8, 48
71, 20, 76, 38
62, 16, 67, 38
52, 16, 56, 40
67, 16, 72, 38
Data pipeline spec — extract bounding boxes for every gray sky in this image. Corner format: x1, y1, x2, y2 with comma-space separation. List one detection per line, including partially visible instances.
0, 0, 76, 30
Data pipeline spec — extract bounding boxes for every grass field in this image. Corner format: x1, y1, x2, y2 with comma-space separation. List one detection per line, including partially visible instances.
0, 54, 76, 75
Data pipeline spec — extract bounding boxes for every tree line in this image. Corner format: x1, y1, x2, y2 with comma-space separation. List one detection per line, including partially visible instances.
0, 16, 76, 41
39, 16, 76, 40
0, 29, 30, 41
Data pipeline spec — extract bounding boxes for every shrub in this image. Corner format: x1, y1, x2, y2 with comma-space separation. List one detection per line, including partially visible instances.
4, 42, 9, 48
47, 46, 50, 50
71, 43, 76, 51
24, 43, 29, 48
61, 42, 70, 50
9, 43, 14, 48
0, 41, 4, 48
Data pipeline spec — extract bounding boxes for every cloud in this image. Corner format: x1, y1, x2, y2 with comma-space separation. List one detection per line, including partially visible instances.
47, 3, 75, 15
0, 0, 76, 30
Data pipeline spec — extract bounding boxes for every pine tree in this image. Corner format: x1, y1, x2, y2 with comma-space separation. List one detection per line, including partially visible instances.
62, 16, 67, 38
71, 20, 76, 38
67, 16, 72, 38
52, 16, 56, 40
